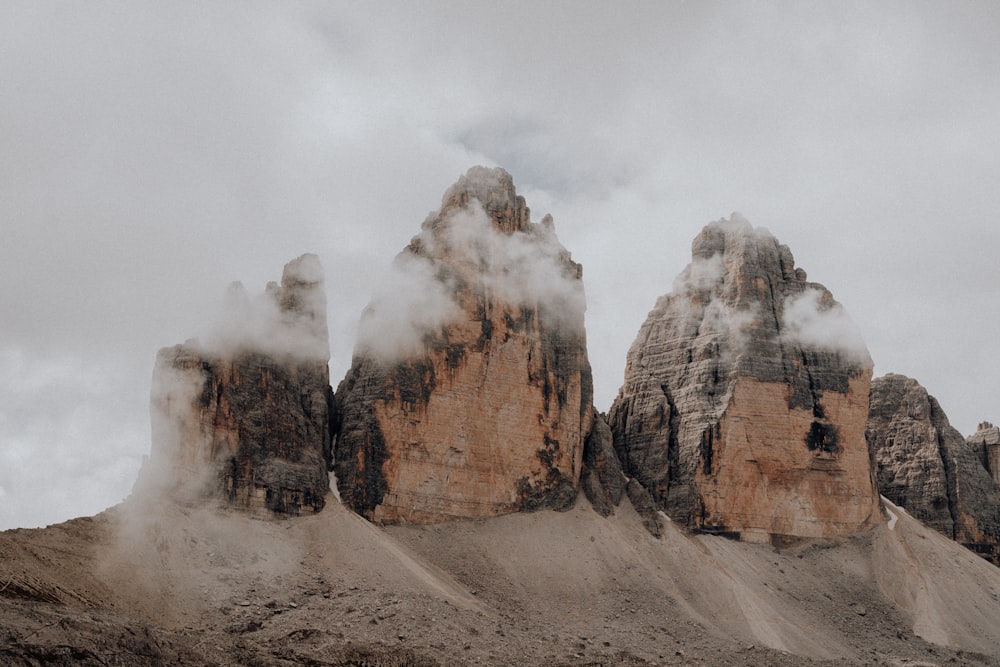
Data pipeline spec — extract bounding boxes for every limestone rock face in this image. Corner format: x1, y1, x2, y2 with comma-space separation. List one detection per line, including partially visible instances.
144, 254, 333, 516
580, 414, 626, 517
609, 216, 880, 541
868, 374, 1000, 563
968, 422, 1000, 488
334, 167, 594, 524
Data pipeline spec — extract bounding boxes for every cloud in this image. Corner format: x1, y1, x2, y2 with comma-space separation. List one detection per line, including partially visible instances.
673, 253, 726, 294
197, 254, 329, 362
781, 287, 872, 366
354, 250, 464, 362
0, 348, 145, 530
354, 199, 586, 363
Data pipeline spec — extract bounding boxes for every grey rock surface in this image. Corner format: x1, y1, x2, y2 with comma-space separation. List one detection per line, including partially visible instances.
868, 373, 1000, 563
610, 215, 878, 539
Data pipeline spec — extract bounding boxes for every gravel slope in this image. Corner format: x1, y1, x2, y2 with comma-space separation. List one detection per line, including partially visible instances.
2, 493, 1000, 666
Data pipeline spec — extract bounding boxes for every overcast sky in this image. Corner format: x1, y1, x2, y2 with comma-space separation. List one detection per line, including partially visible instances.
2, 1, 998, 530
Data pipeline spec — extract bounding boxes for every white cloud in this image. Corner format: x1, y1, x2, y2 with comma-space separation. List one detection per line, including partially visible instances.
673, 253, 726, 294
198, 254, 329, 361
780, 288, 872, 366
355, 249, 464, 362
355, 199, 585, 363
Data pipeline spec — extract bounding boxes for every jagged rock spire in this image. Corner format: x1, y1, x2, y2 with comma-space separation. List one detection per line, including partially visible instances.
141, 254, 333, 516
610, 216, 879, 541
334, 167, 594, 524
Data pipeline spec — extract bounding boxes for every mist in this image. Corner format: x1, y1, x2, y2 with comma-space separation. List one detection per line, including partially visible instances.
3, 2, 999, 530
355, 199, 586, 363
200, 253, 329, 362
781, 287, 872, 367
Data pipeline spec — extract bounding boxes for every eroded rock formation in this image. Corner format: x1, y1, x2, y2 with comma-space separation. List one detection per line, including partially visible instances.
968, 421, 1000, 487
868, 374, 1000, 563
142, 254, 333, 516
609, 215, 880, 541
580, 414, 626, 518
334, 167, 594, 524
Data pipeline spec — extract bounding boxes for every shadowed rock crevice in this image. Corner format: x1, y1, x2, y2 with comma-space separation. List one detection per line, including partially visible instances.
580, 414, 626, 517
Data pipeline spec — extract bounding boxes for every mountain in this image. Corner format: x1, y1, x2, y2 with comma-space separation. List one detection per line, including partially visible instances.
5, 168, 1000, 666
333, 167, 595, 524
968, 421, 1000, 486
867, 373, 1000, 563
137, 254, 333, 515
609, 216, 880, 542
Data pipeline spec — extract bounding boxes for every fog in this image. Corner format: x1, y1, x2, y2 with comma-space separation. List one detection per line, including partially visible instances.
202, 253, 329, 362
356, 197, 585, 363
2, 2, 999, 529
781, 287, 872, 367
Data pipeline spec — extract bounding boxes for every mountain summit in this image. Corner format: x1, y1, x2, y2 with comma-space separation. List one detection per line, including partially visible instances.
333, 167, 595, 524
139, 254, 333, 515
610, 216, 880, 542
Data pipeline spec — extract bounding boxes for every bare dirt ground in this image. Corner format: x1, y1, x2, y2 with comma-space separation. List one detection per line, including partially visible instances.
2, 491, 1000, 666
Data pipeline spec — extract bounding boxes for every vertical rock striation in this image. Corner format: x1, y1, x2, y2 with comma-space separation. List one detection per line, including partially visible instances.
868, 374, 1000, 563
334, 167, 594, 524
143, 254, 333, 516
968, 422, 1000, 488
609, 216, 880, 541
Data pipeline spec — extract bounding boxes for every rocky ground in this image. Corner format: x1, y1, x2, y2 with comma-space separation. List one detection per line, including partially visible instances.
2, 492, 1000, 666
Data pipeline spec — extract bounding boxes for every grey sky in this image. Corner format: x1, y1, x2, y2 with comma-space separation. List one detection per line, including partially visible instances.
2, 1, 998, 529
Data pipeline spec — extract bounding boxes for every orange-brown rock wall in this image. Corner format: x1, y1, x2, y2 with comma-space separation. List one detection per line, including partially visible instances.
368, 308, 589, 524
698, 376, 878, 540
334, 167, 594, 524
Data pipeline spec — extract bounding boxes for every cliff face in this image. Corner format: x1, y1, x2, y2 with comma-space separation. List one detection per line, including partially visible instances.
609, 216, 880, 541
868, 374, 1000, 563
144, 254, 333, 516
968, 422, 1000, 488
334, 167, 594, 524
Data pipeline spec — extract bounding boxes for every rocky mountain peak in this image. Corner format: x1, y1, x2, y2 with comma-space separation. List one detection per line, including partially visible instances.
139, 254, 333, 516
610, 216, 878, 541
688, 215, 804, 293
434, 165, 530, 234
868, 373, 1000, 563
334, 169, 593, 524
968, 421, 1000, 488
971, 422, 1000, 445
